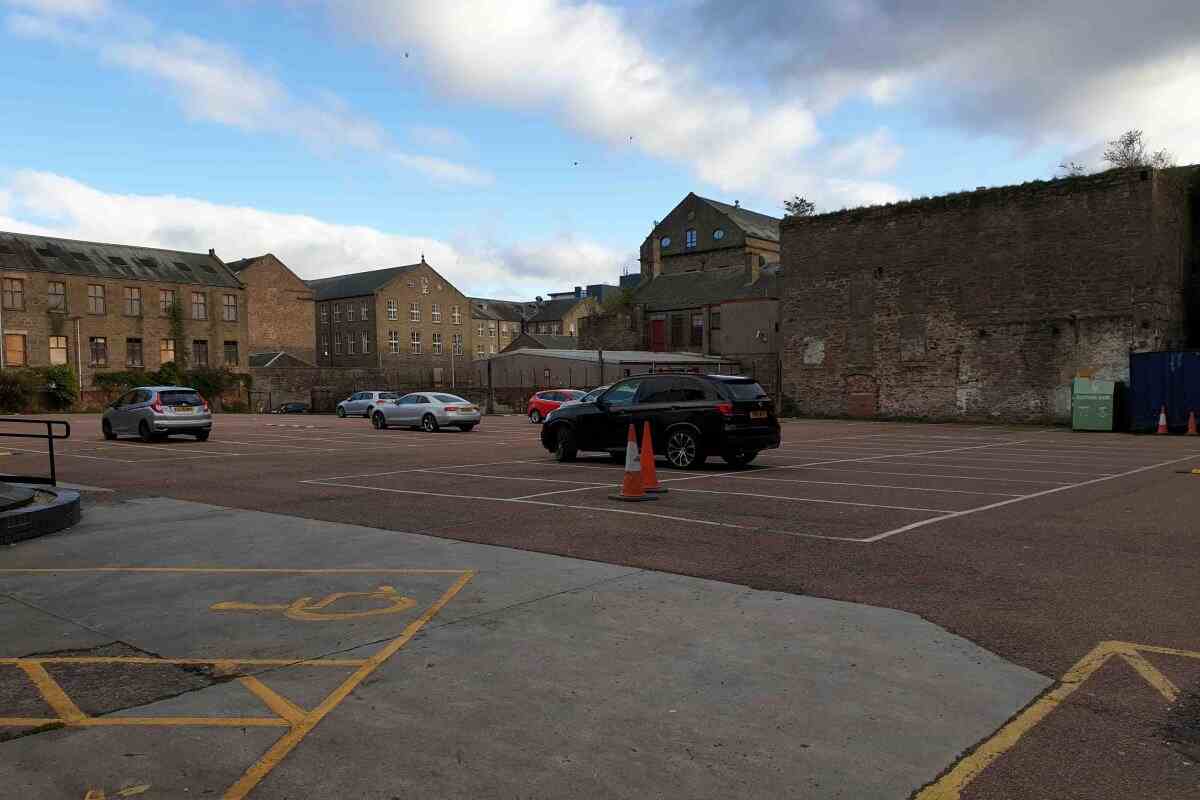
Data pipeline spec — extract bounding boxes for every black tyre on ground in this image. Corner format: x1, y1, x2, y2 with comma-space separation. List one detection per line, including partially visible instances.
421, 414, 439, 433
336, 406, 347, 418
194, 431, 210, 441
138, 420, 154, 443
665, 427, 705, 469
102, 420, 117, 441
554, 426, 577, 462
459, 424, 476, 432
529, 409, 542, 424
372, 412, 388, 430
721, 450, 758, 468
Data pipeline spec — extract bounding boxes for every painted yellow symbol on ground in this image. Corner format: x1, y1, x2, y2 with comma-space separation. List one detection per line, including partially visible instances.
916, 640, 1195, 800
210, 585, 417, 621
83, 785, 150, 798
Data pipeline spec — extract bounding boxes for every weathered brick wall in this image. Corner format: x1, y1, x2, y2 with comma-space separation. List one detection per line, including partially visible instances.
250, 365, 487, 411
578, 310, 641, 350
780, 168, 1198, 424
238, 256, 315, 363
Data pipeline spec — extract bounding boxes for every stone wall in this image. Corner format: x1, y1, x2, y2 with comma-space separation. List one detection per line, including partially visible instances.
578, 309, 641, 350
237, 255, 315, 363
780, 167, 1198, 423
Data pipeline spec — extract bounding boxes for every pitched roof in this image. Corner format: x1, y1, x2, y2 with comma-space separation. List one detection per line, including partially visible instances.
0, 230, 242, 288
633, 264, 779, 312
225, 256, 260, 273
527, 297, 586, 323
248, 351, 316, 368
470, 297, 530, 321
306, 263, 422, 301
694, 195, 781, 242
503, 333, 578, 351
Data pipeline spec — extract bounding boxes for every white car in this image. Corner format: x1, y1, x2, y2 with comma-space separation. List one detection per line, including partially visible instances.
336, 390, 399, 418
371, 392, 482, 432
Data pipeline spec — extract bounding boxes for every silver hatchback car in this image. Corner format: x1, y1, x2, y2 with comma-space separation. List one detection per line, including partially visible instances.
371, 392, 481, 432
102, 385, 213, 442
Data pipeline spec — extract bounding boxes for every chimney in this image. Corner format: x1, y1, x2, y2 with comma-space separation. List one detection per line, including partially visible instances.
733, 200, 740, 208
575, 286, 583, 298
208, 248, 216, 256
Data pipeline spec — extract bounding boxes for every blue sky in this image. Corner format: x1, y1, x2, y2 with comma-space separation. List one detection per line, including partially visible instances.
1, 0, 1196, 297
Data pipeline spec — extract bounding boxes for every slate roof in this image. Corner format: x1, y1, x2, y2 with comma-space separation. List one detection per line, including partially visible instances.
0, 230, 242, 288
225, 256, 260, 273
633, 264, 779, 312
511, 333, 577, 350
527, 297, 586, 323
307, 263, 422, 301
695, 195, 781, 242
248, 351, 316, 368
470, 297, 531, 322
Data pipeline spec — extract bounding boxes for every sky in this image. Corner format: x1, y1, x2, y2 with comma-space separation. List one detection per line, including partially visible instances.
1, 0, 1197, 298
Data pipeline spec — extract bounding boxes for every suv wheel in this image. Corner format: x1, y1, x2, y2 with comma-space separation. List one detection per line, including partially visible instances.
529, 409, 542, 424
421, 414, 439, 433
665, 428, 705, 469
554, 426, 577, 462
722, 450, 758, 468
336, 406, 347, 418
372, 411, 388, 430
102, 420, 117, 441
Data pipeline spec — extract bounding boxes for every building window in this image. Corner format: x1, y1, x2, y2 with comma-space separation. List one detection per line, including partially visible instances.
126, 338, 144, 367
691, 313, 704, 346
451, 305, 462, 325
124, 286, 142, 316
334, 335, 342, 355
410, 330, 421, 354
710, 311, 721, 330
387, 299, 397, 320
333, 303, 341, 323
475, 343, 485, 358
89, 336, 108, 367
4, 333, 26, 366
431, 304, 441, 323
47, 281, 66, 312
160, 338, 175, 364
432, 331, 442, 354
192, 339, 208, 366
347, 305, 356, 322
49, 335, 68, 365
452, 333, 463, 356
488, 322, 496, 338
224, 340, 239, 365
685, 228, 697, 248
361, 302, 369, 321
223, 294, 238, 322
2, 278, 24, 310
320, 304, 329, 324
409, 303, 420, 322
389, 330, 399, 353
477, 321, 485, 337
160, 289, 176, 316
191, 292, 207, 320
489, 343, 496, 355
713, 228, 725, 241
361, 332, 369, 353
660, 236, 671, 249
87, 284, 105, 315
321, 335, 329, 356
347, 334, 356, 355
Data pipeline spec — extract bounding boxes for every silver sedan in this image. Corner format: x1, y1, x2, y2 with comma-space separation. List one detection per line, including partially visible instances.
371, 392, 481, 432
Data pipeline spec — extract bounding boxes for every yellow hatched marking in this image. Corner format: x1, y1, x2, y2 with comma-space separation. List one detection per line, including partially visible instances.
239, 676, 306, 725
1118, 650, 1180, 703
18, 661, 87, 723
0, 716, 58, 726
76, 717, 289, 728
0, 657, 365, 667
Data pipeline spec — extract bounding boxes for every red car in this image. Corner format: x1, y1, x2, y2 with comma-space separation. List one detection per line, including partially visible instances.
527, 389, 585, 423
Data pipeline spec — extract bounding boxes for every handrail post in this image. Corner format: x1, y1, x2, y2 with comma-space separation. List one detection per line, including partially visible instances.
47, 420, 56, 487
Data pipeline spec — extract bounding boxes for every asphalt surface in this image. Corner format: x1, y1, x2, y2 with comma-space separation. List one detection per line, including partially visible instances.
1, 412, 1198, 798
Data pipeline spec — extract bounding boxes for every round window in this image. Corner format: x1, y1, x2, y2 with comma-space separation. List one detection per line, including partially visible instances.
660, 236, 671, 248
713, 228, 725, 240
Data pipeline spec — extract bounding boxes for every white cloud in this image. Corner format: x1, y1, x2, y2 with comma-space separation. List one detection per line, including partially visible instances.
0, 171, 623, 297
4, 0, 108, 19
390, 153, 493, 187
829, 130, 905, 178
334, 0, 901, 209
408, 124, 469, 152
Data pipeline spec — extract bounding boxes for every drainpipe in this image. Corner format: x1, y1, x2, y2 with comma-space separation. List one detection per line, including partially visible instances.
0, 297, 5, 369
74, 317, 83, 400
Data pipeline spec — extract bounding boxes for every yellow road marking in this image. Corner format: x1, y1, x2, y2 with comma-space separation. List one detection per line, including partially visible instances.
83, 785, 151, 799
0, 567, 466, 574
211, 585, 417, 621
19, 661, 87, 723
915, 640, 1191, 800
223, 569, 476, 800
75, 717, 289, 728
1119, 650, 1180, 703
0, 716, 59, 726
239, 676, 307, 725
0, 657, 365, 667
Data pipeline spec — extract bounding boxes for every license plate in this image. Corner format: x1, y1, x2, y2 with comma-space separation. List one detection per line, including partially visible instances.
175, 405, 193, 413
750, 410, 768, 419
463, 406, 476, 413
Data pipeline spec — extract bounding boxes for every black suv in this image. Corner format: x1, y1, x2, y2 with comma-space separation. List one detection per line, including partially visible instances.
540, 374, 780, 468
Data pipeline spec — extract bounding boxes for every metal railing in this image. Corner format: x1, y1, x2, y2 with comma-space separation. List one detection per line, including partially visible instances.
0, 417, 71, 486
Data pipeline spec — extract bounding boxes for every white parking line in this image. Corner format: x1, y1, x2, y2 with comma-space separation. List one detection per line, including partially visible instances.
782, 466, 1073, 486
424, 469, 608, 486
667, 487, 954, 513
848, 459, 1111, 477
301, 459, 534, 482
2, 445, 137, 464
724, 474, 1023, 497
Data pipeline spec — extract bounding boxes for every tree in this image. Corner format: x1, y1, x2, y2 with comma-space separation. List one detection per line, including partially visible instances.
783, 195, 815, 217
1102, 129, 1175, 170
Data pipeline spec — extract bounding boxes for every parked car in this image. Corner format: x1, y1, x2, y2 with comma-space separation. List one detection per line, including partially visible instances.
540, 374, 779, 469
272, 402, 308, 414
102, 386, 212, 442
527, 389, 586, 423
371, 392, 482, 432
336, 391, 400, 418
557, 385, 609, 410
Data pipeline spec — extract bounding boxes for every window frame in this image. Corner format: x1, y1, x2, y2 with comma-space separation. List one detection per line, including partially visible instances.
685, 228, 697, 248
87, 284, 105, 315
361, 331, 369, 353
222, 294, 238, 322
387, 299, 398, 320
48, 335, 69, 366
409, 329, 422, 354
347, 304, 357, 322
47, 281, 66, 313
2, 277, 24, 311
160, 338, 176, 364
4, 333, 27, 366
431, 303, 441, 323
192, 339, 209, 367
451, 305, 462, 325
160, 289, 177, 316
452, 333, 463, 356
320, 304, 329, 324
125, 337, 144, 368
88, 336, 108, 367
432, 331, 442, 354
124, 286, 142, 317
409, 302, 420, 323
191, 291, 208, 320
223, 340, 239, 366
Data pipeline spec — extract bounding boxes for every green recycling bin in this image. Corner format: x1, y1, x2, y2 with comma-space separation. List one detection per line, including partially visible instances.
1072, 377, 1116, 431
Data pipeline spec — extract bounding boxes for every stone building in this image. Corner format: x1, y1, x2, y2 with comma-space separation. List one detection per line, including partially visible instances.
639, 193, 780, 280
779, 167, 1199, 423
309, 259, 476, 385
525, 289, 600, 338
227, 254, 315, 364
469, 298, 528, 359
0, 230, 249, 388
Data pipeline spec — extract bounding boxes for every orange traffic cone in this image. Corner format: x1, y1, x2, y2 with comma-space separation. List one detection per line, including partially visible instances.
640, 420, 667, 494
1187, 411, 1198, 436
610, 424, 656, 502
1157, 406, 1169, 435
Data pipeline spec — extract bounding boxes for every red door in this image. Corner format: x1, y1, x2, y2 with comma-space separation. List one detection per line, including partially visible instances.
650, 320, 666, 352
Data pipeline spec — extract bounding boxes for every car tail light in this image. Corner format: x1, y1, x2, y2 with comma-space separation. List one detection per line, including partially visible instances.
150, 396, 163, 412
717, 402, 734, 417
444, 405, 460, 412
201, 396, 210, 412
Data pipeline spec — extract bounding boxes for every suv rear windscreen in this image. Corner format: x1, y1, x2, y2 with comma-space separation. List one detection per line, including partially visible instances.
159, 390, 203, 406
723, 381, 768, 401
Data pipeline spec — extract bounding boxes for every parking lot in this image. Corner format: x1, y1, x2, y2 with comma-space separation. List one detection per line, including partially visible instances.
2, 412, 1200, 798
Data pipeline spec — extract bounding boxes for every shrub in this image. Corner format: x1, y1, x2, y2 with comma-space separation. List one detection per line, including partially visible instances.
37, 365, 79, 410
0, 370, 37, 412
